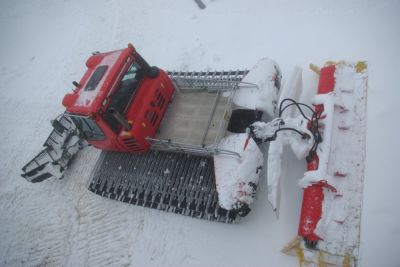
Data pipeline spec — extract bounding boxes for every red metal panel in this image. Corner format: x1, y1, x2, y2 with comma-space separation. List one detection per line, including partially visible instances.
62, 46, 175, 153
119, 70, 175, 152
298, 155, 323, 241
298, 64, 336, 242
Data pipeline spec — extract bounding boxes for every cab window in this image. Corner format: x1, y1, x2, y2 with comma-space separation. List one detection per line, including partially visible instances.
102, 62, 144, 133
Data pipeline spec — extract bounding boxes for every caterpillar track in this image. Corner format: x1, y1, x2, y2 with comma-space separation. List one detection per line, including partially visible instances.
88, 150, 243, 223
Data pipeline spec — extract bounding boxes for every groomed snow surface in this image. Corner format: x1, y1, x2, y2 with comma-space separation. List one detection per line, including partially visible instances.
1, 1, 399, 266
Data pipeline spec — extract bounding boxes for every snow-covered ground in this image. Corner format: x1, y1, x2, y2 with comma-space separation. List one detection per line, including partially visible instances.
1, 0, 399, 266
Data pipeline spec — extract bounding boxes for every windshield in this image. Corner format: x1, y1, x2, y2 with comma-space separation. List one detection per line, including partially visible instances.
84, 65, 108, 91
70, 115, 105, 141
103, 62, 144, 133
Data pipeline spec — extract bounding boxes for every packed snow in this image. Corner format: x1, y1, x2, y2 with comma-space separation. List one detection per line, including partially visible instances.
315, 62, 368, 256
1, 1, 400, 267
263, 66, 305, 212
252, 114, 314, 212
214, 133, 263, 210
233, 58, 280, 117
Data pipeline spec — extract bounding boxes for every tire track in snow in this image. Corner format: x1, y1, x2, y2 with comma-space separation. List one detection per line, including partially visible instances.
73, 195, 132, 266
0, 182, 74, 266
58, 147, 134, 267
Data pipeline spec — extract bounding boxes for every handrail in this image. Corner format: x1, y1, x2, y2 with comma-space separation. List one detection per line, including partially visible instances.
146, 137, 241, 158
156, 69, 255, 158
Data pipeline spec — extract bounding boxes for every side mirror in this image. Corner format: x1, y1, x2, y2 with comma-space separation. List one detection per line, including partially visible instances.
146, 66, 160, 79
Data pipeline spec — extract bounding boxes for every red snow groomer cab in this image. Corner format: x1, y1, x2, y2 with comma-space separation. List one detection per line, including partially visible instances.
62, 44, 175, 152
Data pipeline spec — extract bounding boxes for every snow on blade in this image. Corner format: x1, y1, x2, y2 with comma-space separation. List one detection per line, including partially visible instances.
266, 140, 283, 212
233, 58, 280, 117
298, 92, 338, 188
266, 66, 304, 212
278, 66, 303, 117
214, 134, 263, 210
252, 112, 314, 212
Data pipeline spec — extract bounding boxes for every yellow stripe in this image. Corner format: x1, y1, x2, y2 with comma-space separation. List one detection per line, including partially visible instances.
309, 64, 321, 75
356, 61, 367, 73
297, 245, 304, 267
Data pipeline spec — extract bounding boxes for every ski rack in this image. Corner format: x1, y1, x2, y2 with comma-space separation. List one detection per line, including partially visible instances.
147, 70, 253, 158
167, 70, 249, 91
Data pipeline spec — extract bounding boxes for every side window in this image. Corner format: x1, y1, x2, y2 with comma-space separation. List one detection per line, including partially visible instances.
102, 62, 144, 133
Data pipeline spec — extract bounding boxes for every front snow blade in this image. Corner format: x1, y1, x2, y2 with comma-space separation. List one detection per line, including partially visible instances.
21, 115, 83, 183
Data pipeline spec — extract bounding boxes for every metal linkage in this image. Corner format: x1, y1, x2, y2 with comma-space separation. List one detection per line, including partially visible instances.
88, 150, 241, 223
167, 70, 249, 91
21, 115, 83, 183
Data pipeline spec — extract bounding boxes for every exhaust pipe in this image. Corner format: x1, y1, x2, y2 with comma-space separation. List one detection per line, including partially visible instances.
109, 108, 132, 131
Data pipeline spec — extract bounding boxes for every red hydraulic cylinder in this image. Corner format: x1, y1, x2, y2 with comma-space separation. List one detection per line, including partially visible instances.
298, 65, 336, 245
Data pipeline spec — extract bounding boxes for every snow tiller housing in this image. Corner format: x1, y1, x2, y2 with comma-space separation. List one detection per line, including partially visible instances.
274, 62, 367, 266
